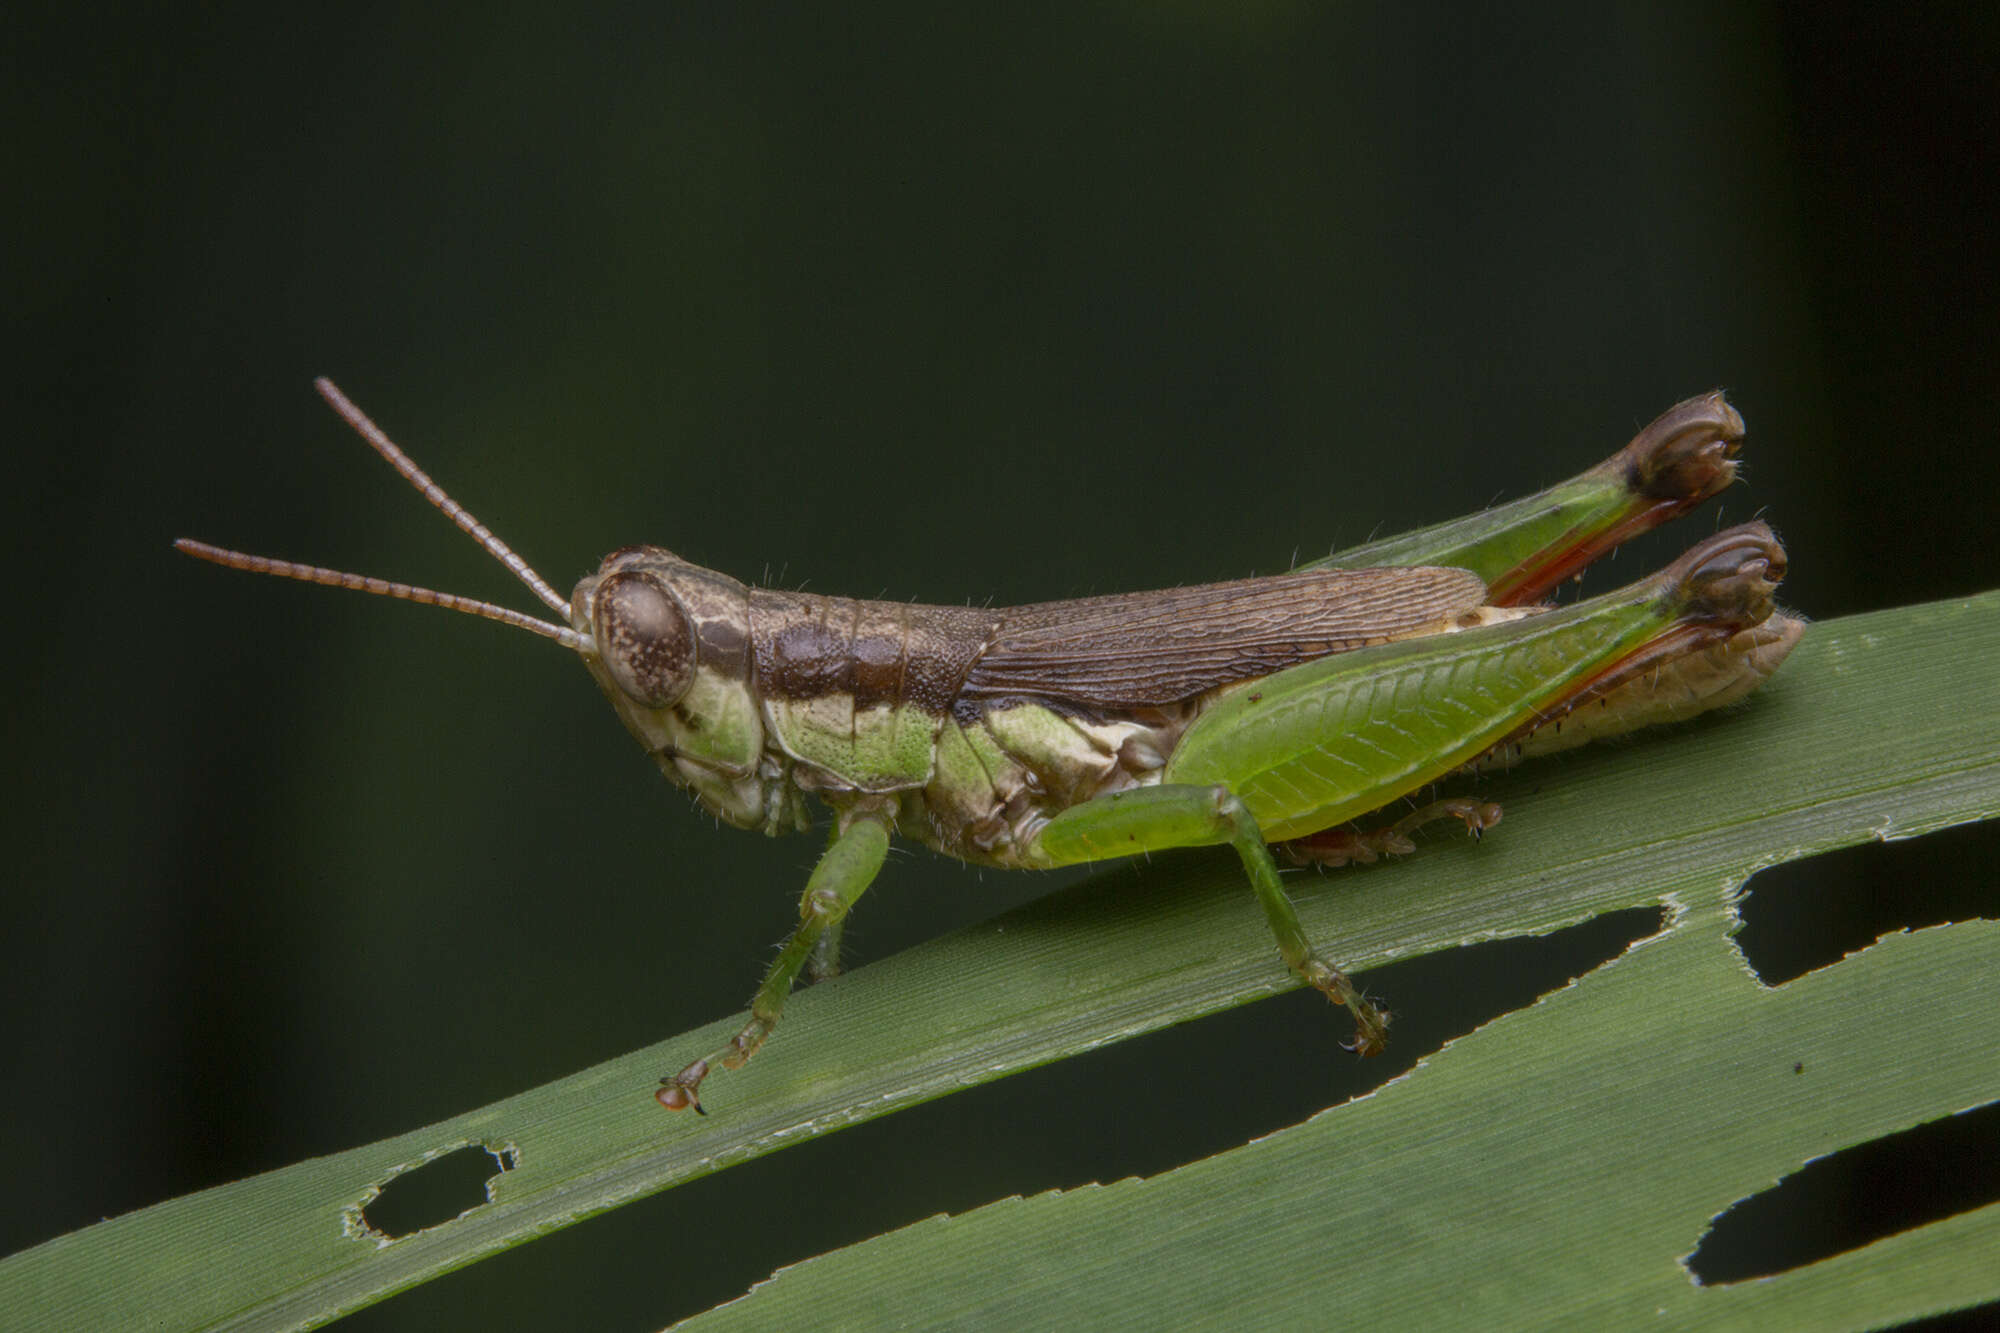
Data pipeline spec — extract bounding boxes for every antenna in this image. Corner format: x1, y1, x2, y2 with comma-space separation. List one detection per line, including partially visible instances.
175, 379, 593, 654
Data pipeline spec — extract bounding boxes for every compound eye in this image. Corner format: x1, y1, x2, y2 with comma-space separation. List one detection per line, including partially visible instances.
592, 572, 695, 707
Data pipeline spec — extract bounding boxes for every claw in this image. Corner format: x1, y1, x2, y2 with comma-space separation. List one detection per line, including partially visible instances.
655, 1059, 710, 1114
1341, 1004, 1391, 1057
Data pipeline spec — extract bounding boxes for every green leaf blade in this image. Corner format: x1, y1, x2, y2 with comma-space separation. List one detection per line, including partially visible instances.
683, 920, 2000, 1330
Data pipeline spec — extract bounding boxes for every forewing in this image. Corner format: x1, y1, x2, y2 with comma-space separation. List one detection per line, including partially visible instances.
963, 565, 1489, 708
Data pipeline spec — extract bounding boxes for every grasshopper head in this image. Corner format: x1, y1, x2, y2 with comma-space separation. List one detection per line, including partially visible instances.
570, 548, 773, 822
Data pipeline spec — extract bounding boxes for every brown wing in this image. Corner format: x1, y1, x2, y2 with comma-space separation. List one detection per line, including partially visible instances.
961, 565, 1489, 709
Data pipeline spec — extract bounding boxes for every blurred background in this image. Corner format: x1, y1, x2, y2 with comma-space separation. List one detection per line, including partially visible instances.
8, 3, 1997, 1328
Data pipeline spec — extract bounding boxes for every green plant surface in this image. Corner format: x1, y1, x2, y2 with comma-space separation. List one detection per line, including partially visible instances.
685, 859, 1997, 1330
3, 593, 1995, 1331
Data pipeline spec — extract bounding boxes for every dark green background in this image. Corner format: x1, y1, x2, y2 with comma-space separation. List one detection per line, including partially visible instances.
10, 4, 1997, 1328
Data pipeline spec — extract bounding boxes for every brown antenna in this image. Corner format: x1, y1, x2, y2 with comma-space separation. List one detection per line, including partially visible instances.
175, 379, 592, 654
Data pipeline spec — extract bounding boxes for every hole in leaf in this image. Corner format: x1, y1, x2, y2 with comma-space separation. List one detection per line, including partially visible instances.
361, 1144, 514, 1239
1688, 1099, 2000, 1285
1736, 821, 2000, 985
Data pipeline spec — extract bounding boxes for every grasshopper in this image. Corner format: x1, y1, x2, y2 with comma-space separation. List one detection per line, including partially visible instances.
180, 382, 1800, 1112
